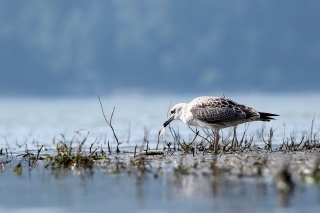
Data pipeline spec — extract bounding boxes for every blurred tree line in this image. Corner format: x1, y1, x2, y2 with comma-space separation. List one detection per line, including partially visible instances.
0, 0, 319, 96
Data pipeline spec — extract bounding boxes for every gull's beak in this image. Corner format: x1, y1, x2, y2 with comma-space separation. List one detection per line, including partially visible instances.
163, 115, 174, 127
159, 115, 174, 137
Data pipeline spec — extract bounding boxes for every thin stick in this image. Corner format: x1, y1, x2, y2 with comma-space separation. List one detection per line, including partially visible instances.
188, 126, 210, 143
107, 140, 111, 154
89, 137, 98, 154
156, 130, 161, 150
88, 146, 100, 157
32, 145, 43, 165
97, 95, 120, 145
4, 137, 10, 149
126, 122, 131, 144
310, 114, 315, 143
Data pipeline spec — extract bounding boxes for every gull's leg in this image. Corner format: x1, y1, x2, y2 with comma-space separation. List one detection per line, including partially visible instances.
213, 129, 220, 154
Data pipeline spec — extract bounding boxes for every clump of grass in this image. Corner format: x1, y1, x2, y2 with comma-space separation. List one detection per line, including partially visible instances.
176, 129, 198, 155
12, 130, 109, 171
277, 117, 320, 152
261, 124, 276, 151
174, 124, 257, 155
47, 131, 108, 168
219, 125, 257, 154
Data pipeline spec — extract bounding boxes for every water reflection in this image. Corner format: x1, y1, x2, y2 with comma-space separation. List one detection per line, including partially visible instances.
170, 172, 297, 211
1, 151, 320, 212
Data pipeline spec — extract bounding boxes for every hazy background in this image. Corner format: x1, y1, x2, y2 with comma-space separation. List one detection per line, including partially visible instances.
1, 0, 320, 97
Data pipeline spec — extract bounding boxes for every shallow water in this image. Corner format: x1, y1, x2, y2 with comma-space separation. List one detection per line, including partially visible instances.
1, 156, 320, 213
1, 93, 319, 149
1, 93, 320, 212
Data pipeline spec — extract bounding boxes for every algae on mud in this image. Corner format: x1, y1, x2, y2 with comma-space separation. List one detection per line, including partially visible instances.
2, 121, 320, 187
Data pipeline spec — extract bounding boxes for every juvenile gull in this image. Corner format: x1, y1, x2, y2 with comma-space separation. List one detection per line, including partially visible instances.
160, 96, 278, 154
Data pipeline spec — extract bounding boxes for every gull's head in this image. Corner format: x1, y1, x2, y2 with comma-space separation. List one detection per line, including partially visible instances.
163, 103, 186, 127
159, 103, 186, 137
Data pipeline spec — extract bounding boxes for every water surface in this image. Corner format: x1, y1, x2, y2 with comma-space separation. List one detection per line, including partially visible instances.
1, 93, 320, 212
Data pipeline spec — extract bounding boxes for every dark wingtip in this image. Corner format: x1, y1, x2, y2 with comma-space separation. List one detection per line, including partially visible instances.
259, 112, 279, 121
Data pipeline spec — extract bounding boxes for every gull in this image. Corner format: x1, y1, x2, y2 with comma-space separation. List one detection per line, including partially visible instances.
160, 96, 278, 154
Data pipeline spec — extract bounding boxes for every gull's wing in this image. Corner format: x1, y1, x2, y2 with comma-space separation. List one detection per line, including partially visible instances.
189, 97, 259, 124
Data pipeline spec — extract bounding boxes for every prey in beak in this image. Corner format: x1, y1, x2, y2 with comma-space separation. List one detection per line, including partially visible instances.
159, 103, 185, 137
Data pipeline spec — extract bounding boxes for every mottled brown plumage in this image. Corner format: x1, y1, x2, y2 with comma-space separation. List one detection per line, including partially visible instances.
160, 96, 278, 154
